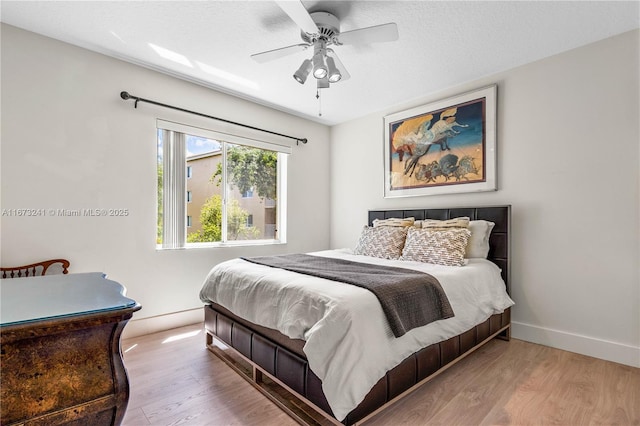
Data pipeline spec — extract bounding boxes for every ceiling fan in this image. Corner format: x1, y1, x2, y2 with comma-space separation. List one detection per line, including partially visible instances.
251, 0, 399, 88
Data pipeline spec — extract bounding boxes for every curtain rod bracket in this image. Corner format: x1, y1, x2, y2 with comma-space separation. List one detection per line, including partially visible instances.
120, 91, 140, 108
120, 90, 307, 146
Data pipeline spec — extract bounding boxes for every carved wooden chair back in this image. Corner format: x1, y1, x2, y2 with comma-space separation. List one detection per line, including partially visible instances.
1, 259, 70, 279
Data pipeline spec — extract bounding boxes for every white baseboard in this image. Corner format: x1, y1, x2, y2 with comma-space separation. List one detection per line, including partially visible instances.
122, 308, 203, 340
511, 321, 640, 368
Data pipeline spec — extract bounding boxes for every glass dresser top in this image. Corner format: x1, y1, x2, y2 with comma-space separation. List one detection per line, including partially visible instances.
1, 272, 138, 326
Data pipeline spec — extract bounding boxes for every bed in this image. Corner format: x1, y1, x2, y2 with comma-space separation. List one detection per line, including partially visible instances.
200, 205, 513, 425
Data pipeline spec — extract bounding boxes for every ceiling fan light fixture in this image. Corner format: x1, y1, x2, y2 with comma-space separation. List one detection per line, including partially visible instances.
312, 51, 327, 79
252, 5, 397, 103
325, 56, 341, 83
317, 76, 330, 89
293, 58, 312, 84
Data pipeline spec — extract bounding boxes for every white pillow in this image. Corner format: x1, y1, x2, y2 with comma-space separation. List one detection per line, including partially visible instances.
465, 220, 495, 258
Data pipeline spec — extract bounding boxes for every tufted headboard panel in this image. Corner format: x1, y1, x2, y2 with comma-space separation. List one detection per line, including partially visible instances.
368, 205, 511, 294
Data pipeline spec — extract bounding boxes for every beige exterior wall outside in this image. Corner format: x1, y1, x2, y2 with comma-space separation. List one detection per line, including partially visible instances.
186, 152, 275, 239
186, 151, 220, 235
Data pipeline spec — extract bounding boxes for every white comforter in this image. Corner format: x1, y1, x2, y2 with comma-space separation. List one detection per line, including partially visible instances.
199, 249, 514, 421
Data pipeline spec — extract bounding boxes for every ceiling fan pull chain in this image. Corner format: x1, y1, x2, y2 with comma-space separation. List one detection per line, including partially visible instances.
316, 88, 322, 117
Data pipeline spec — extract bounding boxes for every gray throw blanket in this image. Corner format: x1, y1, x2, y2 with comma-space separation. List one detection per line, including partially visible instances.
241, 254, 454, 338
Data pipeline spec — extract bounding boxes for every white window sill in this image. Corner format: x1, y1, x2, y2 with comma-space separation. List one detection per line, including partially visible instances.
156, 240, 286, 251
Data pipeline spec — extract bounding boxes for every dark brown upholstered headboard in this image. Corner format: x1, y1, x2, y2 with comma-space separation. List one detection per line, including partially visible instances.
368, 205, 511, 295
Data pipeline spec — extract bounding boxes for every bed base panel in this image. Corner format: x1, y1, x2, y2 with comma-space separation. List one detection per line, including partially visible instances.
204, 304, 511, 425
206, 332, 338, 426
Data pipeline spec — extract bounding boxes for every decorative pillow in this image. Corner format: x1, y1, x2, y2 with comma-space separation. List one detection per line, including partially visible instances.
354, 225, 408, 259
466, 220, 495, 258
372, 217, 415, 227
422, 217, 470, 229
400, 227, 471, 266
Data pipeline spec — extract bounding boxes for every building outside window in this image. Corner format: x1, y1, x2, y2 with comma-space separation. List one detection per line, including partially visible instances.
156, 120, 288, 249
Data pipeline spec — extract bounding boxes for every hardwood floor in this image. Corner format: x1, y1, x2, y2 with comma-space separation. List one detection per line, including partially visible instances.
121, 323, 639, 426
121, 323, 297, 426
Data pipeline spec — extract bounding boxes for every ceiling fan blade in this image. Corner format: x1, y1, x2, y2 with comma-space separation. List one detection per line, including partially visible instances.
275, 0, 319, 36
326, 49, 350, 82
338, 22, 399, 45
251, 43, 311, 63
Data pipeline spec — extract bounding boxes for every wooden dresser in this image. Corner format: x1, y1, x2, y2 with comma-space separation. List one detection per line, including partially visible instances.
0, 273, 141, 425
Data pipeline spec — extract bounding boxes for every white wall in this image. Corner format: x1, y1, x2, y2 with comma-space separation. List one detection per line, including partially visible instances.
330, 30, 640, 367
2, 23, 638, 367
0, 24, 331, 336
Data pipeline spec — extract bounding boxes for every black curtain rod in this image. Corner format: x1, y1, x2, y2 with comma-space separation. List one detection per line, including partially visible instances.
119, 91, 307, 145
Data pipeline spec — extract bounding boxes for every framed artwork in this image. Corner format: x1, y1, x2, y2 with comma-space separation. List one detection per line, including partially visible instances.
383, 85, 497, 198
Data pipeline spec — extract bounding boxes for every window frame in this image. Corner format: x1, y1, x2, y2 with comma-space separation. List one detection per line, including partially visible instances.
157, 119, 289, 250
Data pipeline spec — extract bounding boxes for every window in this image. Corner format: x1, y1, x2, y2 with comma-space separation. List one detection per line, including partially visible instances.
157, 120, 289, 249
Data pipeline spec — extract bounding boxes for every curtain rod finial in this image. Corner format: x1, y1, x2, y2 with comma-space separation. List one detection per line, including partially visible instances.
297, 138, 308, 145
120, 91, 131, 100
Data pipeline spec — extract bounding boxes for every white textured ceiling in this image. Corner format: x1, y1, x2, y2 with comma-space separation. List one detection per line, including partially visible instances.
1, 1, 638, 125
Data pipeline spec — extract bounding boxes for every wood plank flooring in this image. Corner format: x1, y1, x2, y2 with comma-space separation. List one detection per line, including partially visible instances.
121, 323, 639, 426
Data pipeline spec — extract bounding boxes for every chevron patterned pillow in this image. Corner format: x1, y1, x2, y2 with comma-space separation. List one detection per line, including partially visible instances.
422, 217, 470, 229
372, 217, 415, 227
354, 225, 408, 260
400, 227, 471, 266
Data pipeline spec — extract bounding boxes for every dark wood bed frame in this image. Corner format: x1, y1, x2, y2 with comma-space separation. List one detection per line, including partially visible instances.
204, 205, 511, 425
